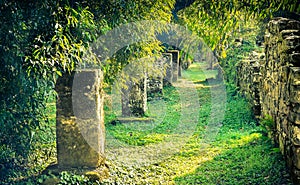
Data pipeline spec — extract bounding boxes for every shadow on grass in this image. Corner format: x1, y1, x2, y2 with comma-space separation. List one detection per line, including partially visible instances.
174, 136, 292, 185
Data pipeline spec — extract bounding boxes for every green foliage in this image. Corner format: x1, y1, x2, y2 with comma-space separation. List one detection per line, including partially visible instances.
0, 1, 49, 160
260, 115, 275, 130
25, 4, 99, 78
58, 171, 89, 185
259, 114, 275, 137
178, 0, 299, 60
0, 0, 175, 181
96, 0, 175, 86
220, 19, 262, 85
36, 171, 92, 185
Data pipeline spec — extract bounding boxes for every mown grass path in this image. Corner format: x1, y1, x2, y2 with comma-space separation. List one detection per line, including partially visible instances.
102, 63, 292, 185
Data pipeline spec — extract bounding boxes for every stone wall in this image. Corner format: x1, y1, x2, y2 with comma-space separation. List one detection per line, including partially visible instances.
235, 17, 300, 183
236, 51, 264, 116
263, 18, 300, 183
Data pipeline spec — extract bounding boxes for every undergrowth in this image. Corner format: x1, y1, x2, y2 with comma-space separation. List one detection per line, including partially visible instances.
1, 96, 57, 184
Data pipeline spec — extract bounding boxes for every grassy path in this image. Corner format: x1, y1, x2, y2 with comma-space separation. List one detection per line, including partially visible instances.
102, 63, 292, 184
105, 78, 201, 167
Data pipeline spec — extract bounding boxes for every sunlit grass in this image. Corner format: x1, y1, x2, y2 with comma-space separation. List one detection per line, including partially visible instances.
182, 62, 218, 83
174, 134, 290, 185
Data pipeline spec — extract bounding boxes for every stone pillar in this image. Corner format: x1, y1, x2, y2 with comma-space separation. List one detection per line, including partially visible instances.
121, 76, 147, 117
178, 58, 182, 77
162, 53, 173, 86
147, 57, 164, 98
55, 69, 105, 168
167, 50, 180, 82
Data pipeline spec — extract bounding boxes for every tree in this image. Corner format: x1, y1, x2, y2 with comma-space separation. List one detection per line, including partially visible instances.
178, 0, 300, 59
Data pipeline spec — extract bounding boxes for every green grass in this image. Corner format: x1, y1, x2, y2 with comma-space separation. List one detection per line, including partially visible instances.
182, 62, 218, 82
175, 136, 290, 185
171, 64, 291, 184
105, 85, 181, 146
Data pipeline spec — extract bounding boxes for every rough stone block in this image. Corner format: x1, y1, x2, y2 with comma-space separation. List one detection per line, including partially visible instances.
282, 118, 289, 138
285, 35, 300, 46
287, 20, 300, 31
279, 133, 286, 155
290, 67, 300, 86
290, 53, 300, 66
55, 69, 105, 168
281, 30, 300, 39
178, 58, 182, 77
292, 168, 300, 184
279, 67, 289, 82
293, 147, 300, 169
162, 53, 173, 85
167, 50, 180, 82
291, 103, 300, 114
147, 77, 163, 97
147, 57, 164, 97
121, 76, 147, 117
289, 112, 300, 125
290, 89, 300, 103
292, 126, 300, 146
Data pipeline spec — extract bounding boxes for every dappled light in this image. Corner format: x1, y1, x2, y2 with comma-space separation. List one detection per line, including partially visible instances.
1, 0, 299, 184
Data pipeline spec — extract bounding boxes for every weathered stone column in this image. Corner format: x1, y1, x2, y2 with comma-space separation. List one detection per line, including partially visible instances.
55, 69, 105, 168
121, 76, 147, 117
162, 53, 173, 86
167, 50, 180, 82
147, 57, 164, 98
178, 57, 182, 77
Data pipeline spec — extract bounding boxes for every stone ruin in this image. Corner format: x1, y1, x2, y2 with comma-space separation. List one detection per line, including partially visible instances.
121, 76, 147, 117
52, 50, 181, 179
55, 69, 107, 179
236, 51, 264, 116
236, 17, 300, 183
167, 50, 180, 82
120, 51, 180, 117
147, 56, 167, 98
162, 52, 173, 86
